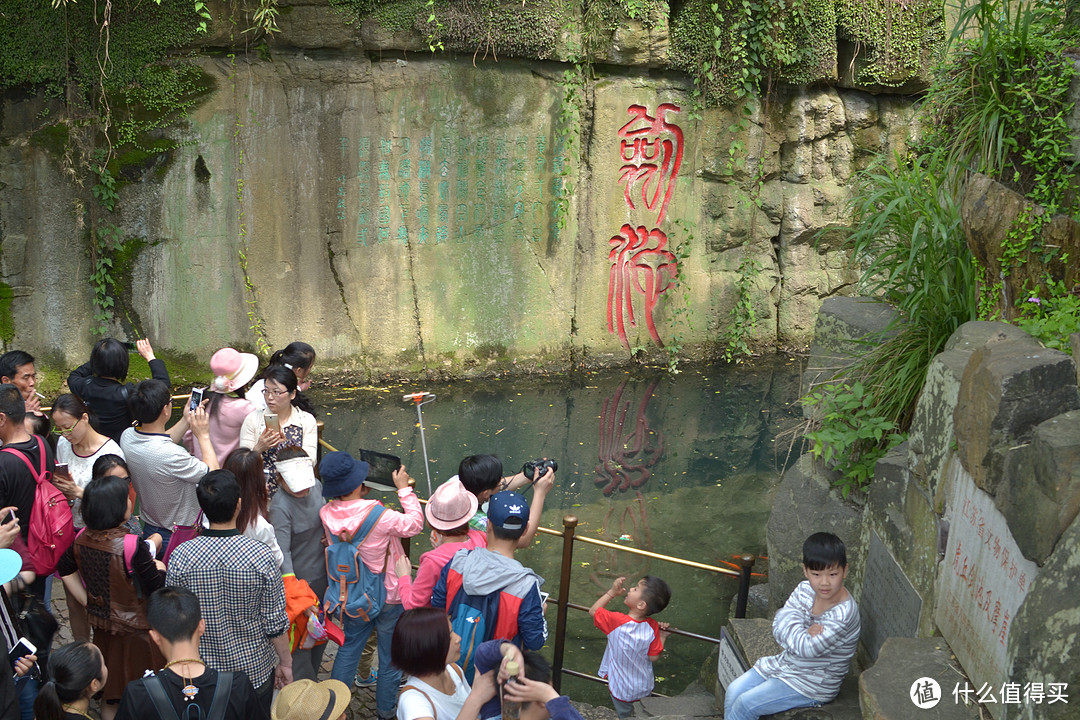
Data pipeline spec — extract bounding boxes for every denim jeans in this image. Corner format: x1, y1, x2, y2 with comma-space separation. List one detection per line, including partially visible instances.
142, 523, 173, 555
724, 668, 818, 720
610, 694, 636, 719
331, 603, 404, 719
15, 675, 39, 720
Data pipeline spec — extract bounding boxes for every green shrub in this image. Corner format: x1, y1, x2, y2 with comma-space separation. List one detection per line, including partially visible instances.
802, 381, 904, 497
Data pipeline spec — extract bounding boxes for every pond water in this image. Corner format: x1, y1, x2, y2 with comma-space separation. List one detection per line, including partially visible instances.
309, 355, 807, 704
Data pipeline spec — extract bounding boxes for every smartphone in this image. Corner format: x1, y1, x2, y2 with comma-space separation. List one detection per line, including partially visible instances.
264, 413, 281, 433
8, 637, 35, 671
189, 387, 206, 413
358, 449, 402, 487
53, 463, 69, 478
6, 509, 15, 524
121, 341, 138, 352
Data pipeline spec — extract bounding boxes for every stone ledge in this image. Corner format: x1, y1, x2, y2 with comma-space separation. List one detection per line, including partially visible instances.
859, 637, 980, 720
721, 619, 862, 720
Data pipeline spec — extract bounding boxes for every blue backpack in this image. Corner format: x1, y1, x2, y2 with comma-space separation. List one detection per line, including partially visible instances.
447, 594, 489, 683
324, 505, 387, 622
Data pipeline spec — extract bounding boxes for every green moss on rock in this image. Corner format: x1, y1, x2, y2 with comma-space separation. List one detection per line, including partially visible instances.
29, 123, 70, 159
433, 0, 563, 59
836, 0, 944, 87
0, 282, 15, 344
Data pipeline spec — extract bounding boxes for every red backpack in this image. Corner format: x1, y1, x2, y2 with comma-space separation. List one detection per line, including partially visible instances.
1, 435, 75, 575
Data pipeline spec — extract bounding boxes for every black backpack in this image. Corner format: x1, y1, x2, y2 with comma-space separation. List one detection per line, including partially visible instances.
143, 670, 234, 720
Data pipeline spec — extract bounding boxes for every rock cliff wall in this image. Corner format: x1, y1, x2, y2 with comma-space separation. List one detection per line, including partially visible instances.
0, 1, 922, 371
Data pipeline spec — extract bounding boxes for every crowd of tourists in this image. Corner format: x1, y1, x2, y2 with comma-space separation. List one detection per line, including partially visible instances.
0, 339, 859, 720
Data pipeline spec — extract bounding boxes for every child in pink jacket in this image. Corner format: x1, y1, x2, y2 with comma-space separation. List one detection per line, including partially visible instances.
319, 451, 423, 720
395, 478, 487, 609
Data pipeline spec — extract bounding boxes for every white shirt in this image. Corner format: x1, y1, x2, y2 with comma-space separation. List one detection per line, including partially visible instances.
238, 407, 318, 462
56, 437, 124, 527
397, 666, 470, 720
121, 428, 208, 529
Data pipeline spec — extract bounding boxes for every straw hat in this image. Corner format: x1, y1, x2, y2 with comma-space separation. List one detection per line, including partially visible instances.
209, 347, 259, 393
425, 477, 478, 531
271, 679, 351, 720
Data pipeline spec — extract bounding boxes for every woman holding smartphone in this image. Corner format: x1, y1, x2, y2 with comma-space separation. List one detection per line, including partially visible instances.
50, 395, 124, 525
182, 347, 258, 462
238, 365, 317, 496
67, 338, 169, 444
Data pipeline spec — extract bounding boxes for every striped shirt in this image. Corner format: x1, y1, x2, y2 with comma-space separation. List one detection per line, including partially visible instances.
165, 529, 288, 687
594, 608, 664, 702
754, 580, 860, 702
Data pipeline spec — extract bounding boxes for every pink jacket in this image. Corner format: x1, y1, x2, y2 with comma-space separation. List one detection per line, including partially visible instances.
398, 528, 487, 610
183, 395, 256, 462
319, 488, 423, 603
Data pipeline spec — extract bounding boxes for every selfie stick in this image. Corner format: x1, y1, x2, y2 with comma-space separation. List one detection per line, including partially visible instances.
403, 392, 437, 496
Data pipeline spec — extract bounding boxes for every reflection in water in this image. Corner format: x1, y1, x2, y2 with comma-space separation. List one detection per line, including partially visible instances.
589, 494, 655, 594
595, 381, 664, 495
309, 357, 806, 703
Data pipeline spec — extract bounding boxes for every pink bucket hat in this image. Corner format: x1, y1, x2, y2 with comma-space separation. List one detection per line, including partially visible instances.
210, 347, 260, 393
425, 478, 479, 531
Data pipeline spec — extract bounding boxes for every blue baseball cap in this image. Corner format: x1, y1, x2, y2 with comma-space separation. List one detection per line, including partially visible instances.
487, 491, 529, 531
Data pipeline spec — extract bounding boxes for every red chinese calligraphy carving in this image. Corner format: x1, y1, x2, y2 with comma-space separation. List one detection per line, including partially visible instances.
608, 224, 678, 348
617, 103, 683, 225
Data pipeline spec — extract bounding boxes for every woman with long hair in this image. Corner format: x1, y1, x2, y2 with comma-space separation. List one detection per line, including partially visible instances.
247, 341, 317, 415
56, 473, 165, 720
238, 366, 317, 496
221, 447, 284, 567
183, 347, 258, 462
32, 642, 108, 720
66, 338, 169, 443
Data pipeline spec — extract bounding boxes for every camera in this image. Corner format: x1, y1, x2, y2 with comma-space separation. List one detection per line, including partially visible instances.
522, 458, 558, 480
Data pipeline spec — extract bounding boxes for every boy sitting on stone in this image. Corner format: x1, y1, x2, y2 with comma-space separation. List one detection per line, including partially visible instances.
724, 532, 860, 720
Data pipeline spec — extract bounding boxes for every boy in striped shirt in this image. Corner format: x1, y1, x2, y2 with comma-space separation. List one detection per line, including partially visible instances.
590, 575, 672, 718
724, 532, 861, 720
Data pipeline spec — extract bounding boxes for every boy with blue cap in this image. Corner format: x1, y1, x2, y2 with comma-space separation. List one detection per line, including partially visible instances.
319, 452, 422, 720
432, 490, 548, 706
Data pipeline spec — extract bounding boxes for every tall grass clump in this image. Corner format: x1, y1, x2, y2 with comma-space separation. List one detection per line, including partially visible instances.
806, 0, 1078, 494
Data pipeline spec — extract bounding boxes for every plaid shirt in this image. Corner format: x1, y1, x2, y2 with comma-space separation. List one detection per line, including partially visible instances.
165, 529, 288, 686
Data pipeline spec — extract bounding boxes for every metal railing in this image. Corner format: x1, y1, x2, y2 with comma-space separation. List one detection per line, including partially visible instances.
542, 515, 756, 692
317, 432, 760, 692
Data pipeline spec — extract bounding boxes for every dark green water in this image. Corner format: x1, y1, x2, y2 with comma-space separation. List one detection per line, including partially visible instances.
309, 356, 806, 704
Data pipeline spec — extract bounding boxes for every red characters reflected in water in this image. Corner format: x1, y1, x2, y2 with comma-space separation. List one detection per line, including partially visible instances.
595, 380, 665, 495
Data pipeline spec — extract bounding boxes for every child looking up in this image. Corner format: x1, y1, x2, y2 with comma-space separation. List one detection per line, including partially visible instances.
724, 532, 860, 720
589, 575, 671, 718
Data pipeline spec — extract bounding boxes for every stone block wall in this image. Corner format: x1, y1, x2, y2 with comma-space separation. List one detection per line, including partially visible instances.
769, 309, 1080, 719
